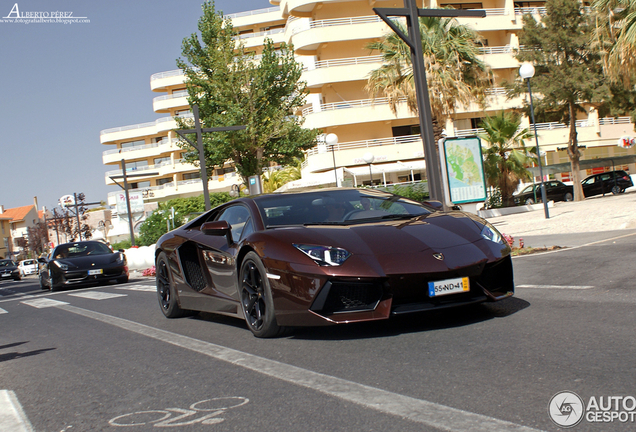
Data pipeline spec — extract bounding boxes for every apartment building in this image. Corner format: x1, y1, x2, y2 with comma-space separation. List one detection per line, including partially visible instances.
100, 0, 636, 207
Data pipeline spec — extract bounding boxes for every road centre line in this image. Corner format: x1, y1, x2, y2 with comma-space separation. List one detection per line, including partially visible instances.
56, 303, 544, 432
0, 390, 34, 432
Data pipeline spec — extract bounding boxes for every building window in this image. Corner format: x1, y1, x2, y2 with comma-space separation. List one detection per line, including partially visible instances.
130, 181, 151, 189
183, 172, 200, 180
156, 178, 172, 186
392, 124, 421, 137
154, 157, 170, 166
126, 160, 149, 170
121, 139, 145, 149
440, 3, 483, 9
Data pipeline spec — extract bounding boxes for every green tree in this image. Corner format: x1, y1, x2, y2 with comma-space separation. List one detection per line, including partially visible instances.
262, 158, 303, 192
592, 0, 636, 85
138, 193, 233, 245
366, 13, 493, 139
176, 2, 320, 185
477, 111, 535, 207
512, 0, 609, 201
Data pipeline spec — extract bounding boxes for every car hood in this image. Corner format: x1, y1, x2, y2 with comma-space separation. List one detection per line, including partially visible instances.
261, 212, 506, 275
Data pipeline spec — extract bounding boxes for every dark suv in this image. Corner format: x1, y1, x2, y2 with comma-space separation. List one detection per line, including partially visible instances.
514, 181, 574, 205
581, 170, 634, 197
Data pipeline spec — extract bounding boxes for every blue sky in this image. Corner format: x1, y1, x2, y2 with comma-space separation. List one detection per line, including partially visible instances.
0, 0, 269, 212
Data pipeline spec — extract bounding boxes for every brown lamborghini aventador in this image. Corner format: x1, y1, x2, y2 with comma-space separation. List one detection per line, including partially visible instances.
155, 188, 514, 337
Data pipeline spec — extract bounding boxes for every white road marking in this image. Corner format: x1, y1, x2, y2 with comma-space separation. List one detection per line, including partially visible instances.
115, 285, 156, 292
517, 285, 594, 290
21, 298, 70, 308
57, 304, 544, 432
67, 291, 127, 300
0, 308, 6, 314
0, 390, 34, 432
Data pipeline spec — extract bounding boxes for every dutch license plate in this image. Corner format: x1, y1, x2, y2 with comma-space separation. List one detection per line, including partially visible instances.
428, 277, 469, 297
88, 269, 103, 276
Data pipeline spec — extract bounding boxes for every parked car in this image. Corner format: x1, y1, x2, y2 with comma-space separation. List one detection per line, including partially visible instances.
0, 259, 21, 281
155, 188, 514, 338
514, 181, 574, 205
581, 170, 634, 197
38, 241, 129, 292
18, 259, 38, 276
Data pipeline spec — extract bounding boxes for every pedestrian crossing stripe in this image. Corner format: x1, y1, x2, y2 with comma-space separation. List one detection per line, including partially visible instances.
0, 308, 6, 314
68, 292, 128, 300
116, 285, 155, 292
22, 298, 70, 308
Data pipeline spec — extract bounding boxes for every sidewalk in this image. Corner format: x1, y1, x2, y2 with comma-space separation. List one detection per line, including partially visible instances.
484, 189, 636, 241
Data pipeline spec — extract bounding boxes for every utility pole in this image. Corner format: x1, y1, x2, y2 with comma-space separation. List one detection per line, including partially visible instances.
373, 0, 485, 202
176, 104, 246, 211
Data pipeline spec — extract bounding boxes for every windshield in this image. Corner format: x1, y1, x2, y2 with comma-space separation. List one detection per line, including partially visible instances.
255, 189, 433, 227
53, 242, 113, 259
0, 260, 16, 267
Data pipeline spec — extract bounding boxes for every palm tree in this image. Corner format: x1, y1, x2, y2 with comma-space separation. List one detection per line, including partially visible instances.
478, 111, 535, 207
366, 14, 493, 139
592, 0, 636, 85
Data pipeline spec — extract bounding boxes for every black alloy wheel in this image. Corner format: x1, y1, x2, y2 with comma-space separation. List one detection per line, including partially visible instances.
39, 272, 47, 290
240, 252, 283, 338
156, 251, 186, 318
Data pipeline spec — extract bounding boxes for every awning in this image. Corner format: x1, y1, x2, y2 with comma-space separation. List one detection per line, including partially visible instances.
343, 160, 427, 176
528, 155, 636, 175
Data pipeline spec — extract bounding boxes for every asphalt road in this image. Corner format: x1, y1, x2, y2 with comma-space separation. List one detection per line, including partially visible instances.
1, 230, 635, 432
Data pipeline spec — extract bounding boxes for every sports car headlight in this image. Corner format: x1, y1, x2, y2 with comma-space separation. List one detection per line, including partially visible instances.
293, 244, 351, 266
480, 222, 503, 244
52, 260, 70, 270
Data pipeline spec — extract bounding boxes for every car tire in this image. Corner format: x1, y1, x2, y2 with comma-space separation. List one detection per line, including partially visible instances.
117, 275, 129, 284
525, 198, 535, 205
564, 192, 573, 202
239, 251, 284, 338
39, 273, 48, 290
611, 185, 621, 195
156, 251, 187, 318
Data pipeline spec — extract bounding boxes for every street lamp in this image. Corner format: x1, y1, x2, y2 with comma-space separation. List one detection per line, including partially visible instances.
363, 152, 375, 186
325, 133, 339, 187
519, 63, 550, 219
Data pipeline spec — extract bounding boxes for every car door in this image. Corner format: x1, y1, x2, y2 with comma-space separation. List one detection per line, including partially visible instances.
194, 204, 254, 312
582, 175, 599, 197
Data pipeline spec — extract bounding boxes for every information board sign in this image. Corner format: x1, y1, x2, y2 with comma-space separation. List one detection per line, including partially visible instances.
442, 137, 487, 204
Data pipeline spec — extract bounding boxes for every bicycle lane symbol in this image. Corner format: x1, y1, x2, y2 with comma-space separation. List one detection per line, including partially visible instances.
108, 397, 249, 427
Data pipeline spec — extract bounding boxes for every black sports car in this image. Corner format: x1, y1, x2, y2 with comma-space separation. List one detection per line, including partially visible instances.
0, 259, 21, 281
39, 241, 129, 291
155, 188, 514, 338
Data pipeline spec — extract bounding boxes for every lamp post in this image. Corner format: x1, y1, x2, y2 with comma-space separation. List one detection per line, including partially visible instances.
325, 133, 339, 186
519, 63, 549, 219
363, 152, 375, 186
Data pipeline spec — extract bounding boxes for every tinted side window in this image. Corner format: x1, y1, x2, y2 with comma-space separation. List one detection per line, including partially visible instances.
217, 205, 251, 242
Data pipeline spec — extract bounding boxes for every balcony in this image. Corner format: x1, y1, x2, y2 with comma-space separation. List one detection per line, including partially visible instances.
289, 15, 391, 54
102, 139, 179, 165
104, 159, 198, 185
303, 134, 425, 173
226, 6, 282, 27
153, 90, 189, 113
236, 27, 285, 48
106, 172, 240, 206
150, 69, 186, 92
301, 89, 524, 130
302, 55, 383, 89
100, 113, 193, 144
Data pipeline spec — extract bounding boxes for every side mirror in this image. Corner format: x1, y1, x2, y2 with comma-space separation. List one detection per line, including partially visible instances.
201, 220, 233, 245
37, 257, 47, 263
